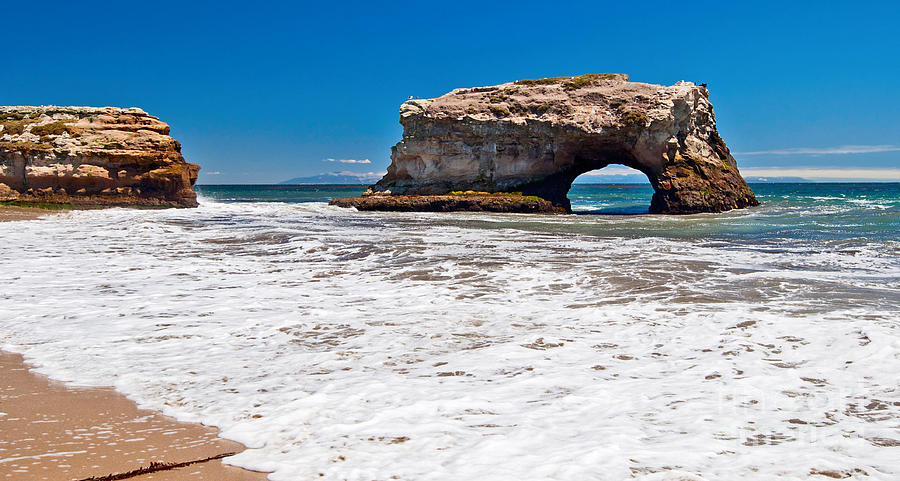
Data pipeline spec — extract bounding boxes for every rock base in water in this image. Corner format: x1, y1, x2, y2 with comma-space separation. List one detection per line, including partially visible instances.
330, 193, 566, 214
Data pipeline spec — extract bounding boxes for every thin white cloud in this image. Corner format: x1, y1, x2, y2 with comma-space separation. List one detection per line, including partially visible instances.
735, 145, 900, 155
741, 168, 900, 180
203, 171, 222, 175
324, 158, 372, 164
329, 171, 385, 179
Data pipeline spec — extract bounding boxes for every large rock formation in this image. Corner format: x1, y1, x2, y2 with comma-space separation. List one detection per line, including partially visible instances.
0, 106, 199, 207
339, 74, 757, 214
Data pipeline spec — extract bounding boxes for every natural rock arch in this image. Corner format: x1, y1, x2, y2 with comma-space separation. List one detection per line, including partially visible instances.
347, 74, 758, 214
513, 152, 655, 213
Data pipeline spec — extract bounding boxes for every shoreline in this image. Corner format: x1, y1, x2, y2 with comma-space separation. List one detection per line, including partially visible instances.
0, 204, 57, 222
0, 350, 269, 480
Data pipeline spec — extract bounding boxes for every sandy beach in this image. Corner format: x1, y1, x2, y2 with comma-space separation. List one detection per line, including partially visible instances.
0, 350, 269, 480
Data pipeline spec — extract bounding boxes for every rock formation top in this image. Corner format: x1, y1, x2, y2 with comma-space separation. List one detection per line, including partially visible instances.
0, 106, 199, 207
358, 73, 758, 214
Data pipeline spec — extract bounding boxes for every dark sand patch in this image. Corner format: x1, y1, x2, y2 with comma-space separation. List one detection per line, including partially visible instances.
0, 205, 55, 222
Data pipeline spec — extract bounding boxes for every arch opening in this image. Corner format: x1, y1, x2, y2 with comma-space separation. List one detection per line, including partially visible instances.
513, 144, 663, 214
569, 165, 655, 214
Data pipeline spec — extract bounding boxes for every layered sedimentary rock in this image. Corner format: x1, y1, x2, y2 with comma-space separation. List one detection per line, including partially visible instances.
0, 106, 199, 207
338, 74, 757, 214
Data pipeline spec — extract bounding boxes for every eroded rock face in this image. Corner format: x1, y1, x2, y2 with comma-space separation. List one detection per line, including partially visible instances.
369, 74, 758, 213
1, 106, 199, 207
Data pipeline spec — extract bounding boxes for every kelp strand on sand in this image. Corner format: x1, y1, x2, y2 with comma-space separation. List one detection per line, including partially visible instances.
78, 452, 238, 481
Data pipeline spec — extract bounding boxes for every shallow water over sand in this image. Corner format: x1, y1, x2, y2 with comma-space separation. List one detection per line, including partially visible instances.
1, 184, 898, 480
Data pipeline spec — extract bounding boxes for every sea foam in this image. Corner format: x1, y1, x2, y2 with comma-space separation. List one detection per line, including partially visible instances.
1, 199, 898, 480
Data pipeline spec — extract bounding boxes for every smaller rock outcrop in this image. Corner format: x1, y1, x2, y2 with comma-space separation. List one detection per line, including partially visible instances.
1, 106, 199, 207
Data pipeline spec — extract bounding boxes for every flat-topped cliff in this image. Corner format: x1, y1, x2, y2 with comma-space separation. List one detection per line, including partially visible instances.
0, 106, 199, 207
335, 74, 758, 214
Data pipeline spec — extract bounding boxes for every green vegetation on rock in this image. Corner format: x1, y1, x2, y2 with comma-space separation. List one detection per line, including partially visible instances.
621, 110, 649, 126
488, 105, 510, 116
0, 141, 54, 151
485, 88, 518, 104
30, 121, 79, 137
1, 120, 31, 136
0, 112, 34, 121
514, 73, 623, 90
562, 74, 602, 90
514, 76, 570, 86
448, 191, 544, 202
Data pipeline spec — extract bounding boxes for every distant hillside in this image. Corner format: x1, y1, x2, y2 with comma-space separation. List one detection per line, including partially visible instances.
279, 172, 382, 185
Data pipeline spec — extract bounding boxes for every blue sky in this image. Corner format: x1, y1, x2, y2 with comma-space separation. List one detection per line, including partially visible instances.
3, 1, 898, 183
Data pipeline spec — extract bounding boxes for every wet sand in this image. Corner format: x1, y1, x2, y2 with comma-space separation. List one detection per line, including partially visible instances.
0, 351, 269, 480
0, 205, 53, 222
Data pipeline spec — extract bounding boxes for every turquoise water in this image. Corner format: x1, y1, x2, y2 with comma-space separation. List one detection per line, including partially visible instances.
196, 183, 900, 244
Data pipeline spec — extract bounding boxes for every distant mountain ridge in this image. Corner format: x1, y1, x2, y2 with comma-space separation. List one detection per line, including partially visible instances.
279, 171, 383, 185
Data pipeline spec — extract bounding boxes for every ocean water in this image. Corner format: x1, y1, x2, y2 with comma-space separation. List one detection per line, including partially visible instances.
1, 183, 898, 480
